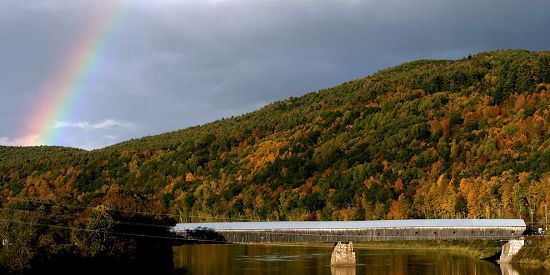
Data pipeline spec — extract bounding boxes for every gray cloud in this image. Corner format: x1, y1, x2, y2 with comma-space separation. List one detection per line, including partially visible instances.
1, 0, 549, 149
54, 119, 136, 130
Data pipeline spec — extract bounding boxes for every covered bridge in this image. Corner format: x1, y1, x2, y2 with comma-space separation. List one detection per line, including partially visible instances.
173, 219, 526, 243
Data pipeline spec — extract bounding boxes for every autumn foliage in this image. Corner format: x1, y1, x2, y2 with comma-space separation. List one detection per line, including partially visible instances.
0, 49, 550, 270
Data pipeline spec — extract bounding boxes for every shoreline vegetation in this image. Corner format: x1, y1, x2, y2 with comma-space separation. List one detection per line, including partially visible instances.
354, 240, 502, 260
511, 236, 550, 267
226, 240, 502, 259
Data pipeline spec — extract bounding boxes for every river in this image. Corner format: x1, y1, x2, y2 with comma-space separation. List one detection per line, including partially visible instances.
173, 244, 547, 275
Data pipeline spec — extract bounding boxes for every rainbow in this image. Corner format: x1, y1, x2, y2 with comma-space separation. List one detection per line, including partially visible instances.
21, 1, 129, 146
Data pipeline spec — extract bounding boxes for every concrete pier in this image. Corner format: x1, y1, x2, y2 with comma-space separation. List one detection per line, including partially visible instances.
331, 242, 356, 266
499, 239, 524, 263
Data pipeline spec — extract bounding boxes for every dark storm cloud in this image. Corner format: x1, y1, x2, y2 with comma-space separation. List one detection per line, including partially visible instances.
1, 0, 549, 149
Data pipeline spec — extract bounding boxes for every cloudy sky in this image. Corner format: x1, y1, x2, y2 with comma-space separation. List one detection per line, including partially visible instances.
1, 0, 549, 150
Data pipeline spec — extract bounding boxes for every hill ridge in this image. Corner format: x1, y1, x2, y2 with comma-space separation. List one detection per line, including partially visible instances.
1, 49, 549, 224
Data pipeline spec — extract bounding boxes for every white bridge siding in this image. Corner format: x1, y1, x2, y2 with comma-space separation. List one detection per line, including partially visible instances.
173, 219, 526, 243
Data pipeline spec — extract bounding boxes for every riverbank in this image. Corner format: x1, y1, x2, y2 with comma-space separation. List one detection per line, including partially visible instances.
226, 240, 502, 260
353, 240, 502, 259
512, 236, 550, 267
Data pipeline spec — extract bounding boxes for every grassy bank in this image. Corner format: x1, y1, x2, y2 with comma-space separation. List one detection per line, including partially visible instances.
231, 240, 502, 260
512, 236, 550, 266
353, 240, 502, 260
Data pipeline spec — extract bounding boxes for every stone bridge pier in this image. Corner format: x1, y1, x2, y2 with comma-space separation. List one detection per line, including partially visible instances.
331, 242, 356, 266
499, 239, 525, 263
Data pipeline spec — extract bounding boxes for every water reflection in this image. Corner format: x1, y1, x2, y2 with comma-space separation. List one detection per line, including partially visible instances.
500, 263, 520, 275
331, 266, 355, 275
173, 244, 549, 275
500, 263, 549, 275
359, 248, 499, 275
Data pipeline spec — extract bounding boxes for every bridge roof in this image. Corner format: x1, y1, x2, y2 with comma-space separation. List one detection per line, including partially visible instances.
174, 219, 526, 231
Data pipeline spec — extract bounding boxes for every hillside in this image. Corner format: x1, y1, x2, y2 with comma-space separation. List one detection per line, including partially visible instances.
0, 49, 549, 269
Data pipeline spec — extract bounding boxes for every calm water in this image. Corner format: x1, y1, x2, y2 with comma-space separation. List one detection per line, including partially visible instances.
173, 244, 548, 275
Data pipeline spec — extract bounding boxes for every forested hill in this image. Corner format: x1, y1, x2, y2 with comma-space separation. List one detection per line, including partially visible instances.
1, 49, 550, 225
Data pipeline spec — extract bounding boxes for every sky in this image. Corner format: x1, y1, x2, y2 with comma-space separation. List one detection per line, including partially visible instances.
1, 0, 549, 150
